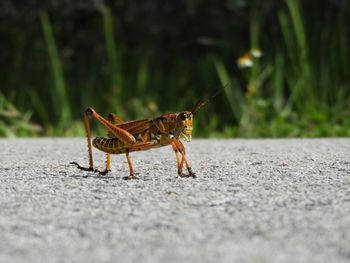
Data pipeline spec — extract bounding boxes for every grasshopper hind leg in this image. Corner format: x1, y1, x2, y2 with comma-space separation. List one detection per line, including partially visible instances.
70, 161, 94, 172
70, 153, 111, 175
70, 164, 111, 176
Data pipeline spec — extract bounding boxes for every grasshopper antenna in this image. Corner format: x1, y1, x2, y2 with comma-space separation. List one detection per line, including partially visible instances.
190, 83, 230, 115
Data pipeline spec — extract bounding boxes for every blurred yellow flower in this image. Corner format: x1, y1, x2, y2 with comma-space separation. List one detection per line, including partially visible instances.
237, 48, 263, 68
237, 53, 253, 68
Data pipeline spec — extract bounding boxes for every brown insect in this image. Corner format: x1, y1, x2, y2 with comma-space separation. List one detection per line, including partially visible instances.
71, 90, 221, 179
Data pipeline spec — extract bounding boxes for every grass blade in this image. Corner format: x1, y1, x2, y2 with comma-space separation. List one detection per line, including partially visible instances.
40, 12, 71, 128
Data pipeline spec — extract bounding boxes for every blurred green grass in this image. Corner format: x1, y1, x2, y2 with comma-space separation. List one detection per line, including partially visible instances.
1, 0, 349, 137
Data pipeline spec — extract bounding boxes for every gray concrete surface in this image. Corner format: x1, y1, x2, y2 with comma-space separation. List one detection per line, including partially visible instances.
0, 138, 349, 263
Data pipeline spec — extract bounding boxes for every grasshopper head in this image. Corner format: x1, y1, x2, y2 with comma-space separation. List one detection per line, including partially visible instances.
176, 111, 193, 142
174, 87, 224, 142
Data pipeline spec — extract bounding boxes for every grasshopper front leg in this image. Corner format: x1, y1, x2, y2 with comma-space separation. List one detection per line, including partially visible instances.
171, 139, 196, 178
152, 118, 195, 178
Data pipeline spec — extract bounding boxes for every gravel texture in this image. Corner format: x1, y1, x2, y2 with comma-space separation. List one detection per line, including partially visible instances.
0, 138, 349, 263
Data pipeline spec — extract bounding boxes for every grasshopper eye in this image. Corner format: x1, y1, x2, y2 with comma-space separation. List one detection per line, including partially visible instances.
179, 113, 187, 120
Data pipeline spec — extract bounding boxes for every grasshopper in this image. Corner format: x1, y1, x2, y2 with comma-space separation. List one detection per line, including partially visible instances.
71, 90, 221, 179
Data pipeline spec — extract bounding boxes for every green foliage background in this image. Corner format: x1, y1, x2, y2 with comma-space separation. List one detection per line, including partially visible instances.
1, 0, 350, 137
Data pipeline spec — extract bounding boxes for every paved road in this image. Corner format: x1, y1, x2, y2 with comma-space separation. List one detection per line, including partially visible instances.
0, 138, 349, 263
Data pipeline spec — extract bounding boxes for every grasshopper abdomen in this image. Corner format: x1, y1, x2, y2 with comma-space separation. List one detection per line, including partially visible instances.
93, 137, 126, 154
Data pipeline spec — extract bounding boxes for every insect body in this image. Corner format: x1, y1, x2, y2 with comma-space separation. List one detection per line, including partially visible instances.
71, 90, 220, 179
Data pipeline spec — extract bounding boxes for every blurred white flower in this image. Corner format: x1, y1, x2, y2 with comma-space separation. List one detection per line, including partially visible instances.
250, 48, 263, 58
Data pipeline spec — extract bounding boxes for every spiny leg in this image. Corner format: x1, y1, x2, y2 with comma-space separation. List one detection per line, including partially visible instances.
175, 139, 195, 178
171, 141, 185, 176
71, 108, 114, 174
123, 149, 137, 180
108, 113, 123, 124
180, 154, 195, 178
94, 153, 111, 175
95, 112, 122, 175
70, 108, 94, 171
122, 141, 157, 180
172, 140, 195, 178
105, 153, 111, 170
86, 108, 136, 145
71, 107, 136, 175
70, 162, 93, 171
